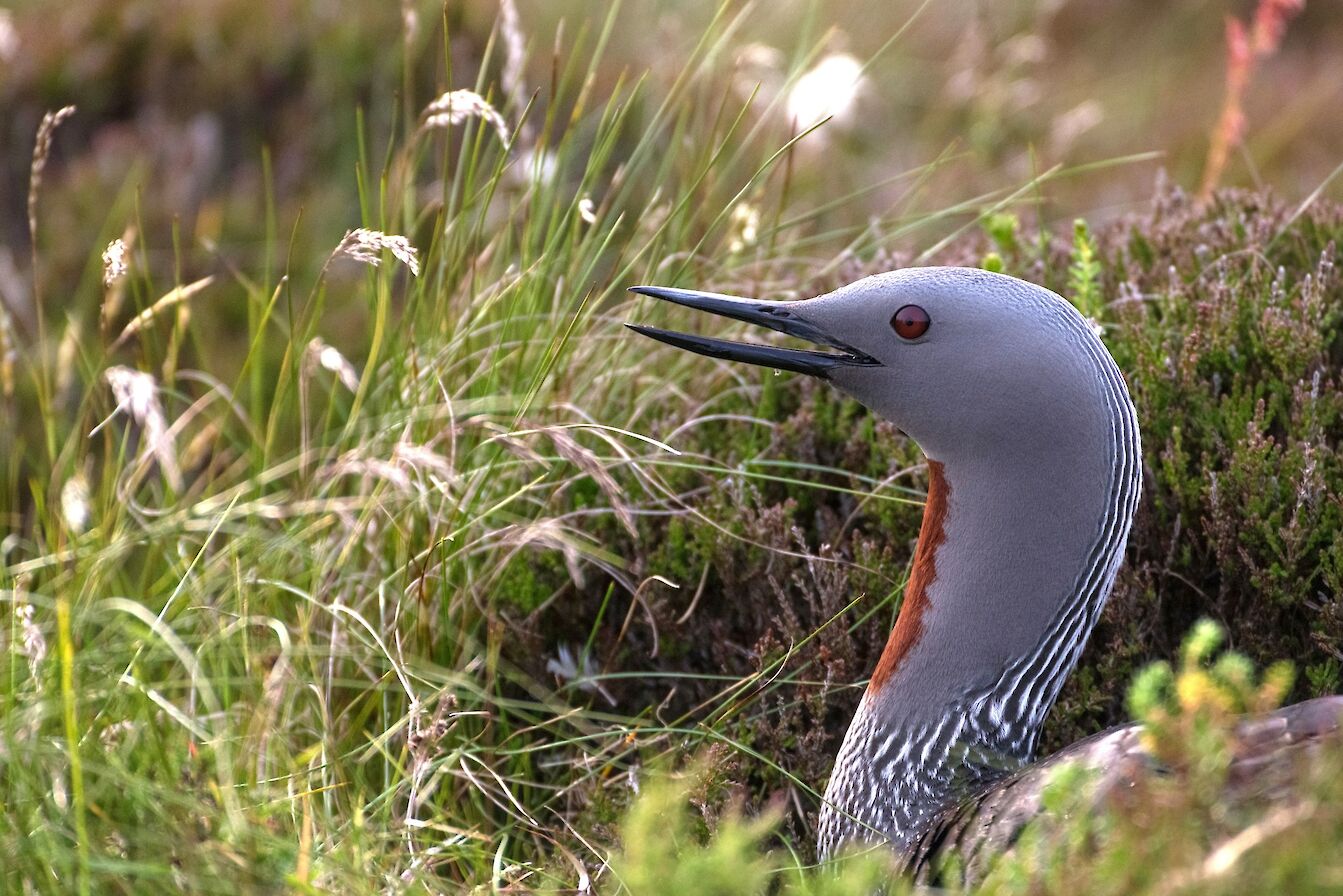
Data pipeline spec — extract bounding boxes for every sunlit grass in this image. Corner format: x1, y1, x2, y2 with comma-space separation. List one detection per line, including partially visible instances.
0, 3, 983, 891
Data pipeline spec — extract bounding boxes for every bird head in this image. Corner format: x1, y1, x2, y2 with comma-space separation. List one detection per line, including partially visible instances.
629, 267, 1114, 463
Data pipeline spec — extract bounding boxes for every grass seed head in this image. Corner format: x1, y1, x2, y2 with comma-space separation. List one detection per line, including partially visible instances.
306, 337, 361, 392
400, 0, 418, 43
1200, 0, 1304, 198
27, 105, 76, 239
100, 226, 136, 336
101, 365, 182, 491
55, 314, 81, 399
334, 228, 421, 277
728, 202, 760, 253
420, 90, 510, 146
101, 238, 129, 287
1252, 0, 1305, 56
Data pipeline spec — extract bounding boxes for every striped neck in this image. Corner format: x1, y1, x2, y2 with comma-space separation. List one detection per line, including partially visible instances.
817, 332, 1142, 860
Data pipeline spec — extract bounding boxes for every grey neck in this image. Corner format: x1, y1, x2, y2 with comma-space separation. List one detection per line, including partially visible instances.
817, 335, 1142, 859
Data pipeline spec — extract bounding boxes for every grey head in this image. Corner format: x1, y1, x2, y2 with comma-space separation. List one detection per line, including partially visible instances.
631, 267, 1127, 466
630, 267, 1143, 859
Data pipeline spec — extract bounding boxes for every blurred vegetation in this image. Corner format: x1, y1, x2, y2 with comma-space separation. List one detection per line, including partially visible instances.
604, 625, 1343, 895
1, 0, 1342, 893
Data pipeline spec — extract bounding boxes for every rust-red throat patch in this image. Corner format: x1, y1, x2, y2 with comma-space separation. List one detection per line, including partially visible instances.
869, 460, 949, 692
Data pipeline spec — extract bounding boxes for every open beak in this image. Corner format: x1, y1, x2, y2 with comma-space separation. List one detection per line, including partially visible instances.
626, 285, 880, 378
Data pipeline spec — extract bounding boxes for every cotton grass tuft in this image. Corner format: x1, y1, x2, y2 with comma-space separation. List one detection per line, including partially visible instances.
60, 472, 92, 534
13, 596, 46, 687
546, 644, 616, 706
0, 9, 17, 64
785, 53, 865, 130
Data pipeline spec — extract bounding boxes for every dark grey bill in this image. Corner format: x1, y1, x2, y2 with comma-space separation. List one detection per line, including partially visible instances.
626, 285, 880, 378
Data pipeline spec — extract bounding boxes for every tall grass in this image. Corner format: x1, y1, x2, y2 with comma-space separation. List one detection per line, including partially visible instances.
0, 2, 1047, 891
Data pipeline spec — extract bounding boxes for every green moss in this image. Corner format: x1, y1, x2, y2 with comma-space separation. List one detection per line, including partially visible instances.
493, 549, 568, 613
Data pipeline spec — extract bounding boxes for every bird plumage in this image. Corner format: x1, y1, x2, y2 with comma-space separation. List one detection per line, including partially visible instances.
905, 694, 1343, 884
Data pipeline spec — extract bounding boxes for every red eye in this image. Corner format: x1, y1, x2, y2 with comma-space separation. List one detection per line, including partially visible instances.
891, 304, 930, 340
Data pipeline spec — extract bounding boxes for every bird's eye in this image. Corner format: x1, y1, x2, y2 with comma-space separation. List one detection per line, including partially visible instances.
891, 304, 930, 340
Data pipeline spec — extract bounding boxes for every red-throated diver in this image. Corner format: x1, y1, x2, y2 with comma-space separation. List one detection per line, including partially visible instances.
628, 267, 1343, 881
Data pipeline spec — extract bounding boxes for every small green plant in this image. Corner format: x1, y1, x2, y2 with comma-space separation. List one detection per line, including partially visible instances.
608, 766, 779, 896
608, 763, 899, 896
985, 211, 1022, 259
1066, 217, 1103, 320
1128, 619, 1294, 784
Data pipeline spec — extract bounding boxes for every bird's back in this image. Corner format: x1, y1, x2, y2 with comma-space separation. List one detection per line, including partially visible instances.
903, 696, 1343, 885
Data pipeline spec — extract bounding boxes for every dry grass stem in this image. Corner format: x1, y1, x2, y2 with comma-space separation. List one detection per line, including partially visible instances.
499, 0, 526, 110
391, 440, 455, 483
420, 90, 510, 146
1201, 800, 1317, 877
110, 276, 214, 348
1161, 799, 1318, 891
323, 452, 413, 495
334, 229, 421, 277
0, 302, 15, 400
